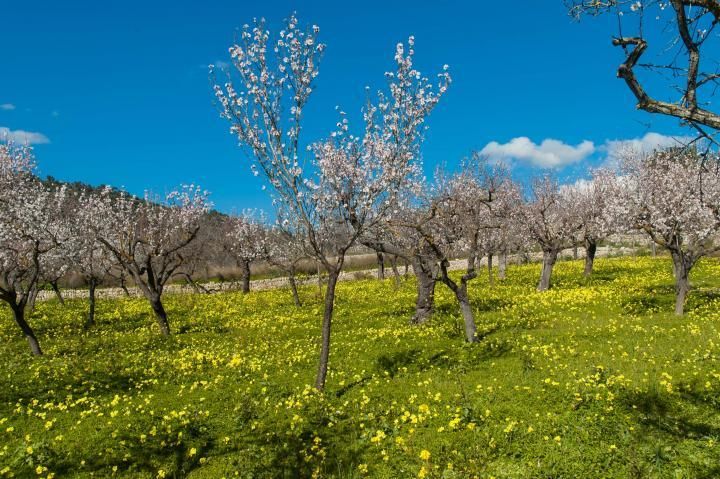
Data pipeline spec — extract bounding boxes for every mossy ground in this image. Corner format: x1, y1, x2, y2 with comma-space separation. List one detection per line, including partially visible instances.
2, 256, 720, 478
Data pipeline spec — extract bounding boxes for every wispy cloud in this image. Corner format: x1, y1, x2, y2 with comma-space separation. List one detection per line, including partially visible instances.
0, 103, 16, 111
480, 136, 595, 169
0, 127, 50, 145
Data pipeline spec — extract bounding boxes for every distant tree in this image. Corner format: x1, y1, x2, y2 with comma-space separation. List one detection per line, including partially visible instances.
225, 212, 266, 293
212, 15, 449, 390
567, 0, 720, 139
0, 141, 67, 355
517, 176, 583, 291
610, 147, 720, 314
82, 185, 211, 335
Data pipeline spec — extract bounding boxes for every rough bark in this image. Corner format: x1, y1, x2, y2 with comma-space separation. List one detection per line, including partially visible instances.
410, 257, 436, 324
85, 278, 97, 329
671, 251, 693, 315
50, 281, 64, 305
487, 253, 494, 287
12, 304, 42, 356
315, 268, 340, 391
498, 252, 507, 281
288, 271, 301, 307
239, 258, 251, 293
376, 252, 385, 280
584, 240, 597, 277
455, 283, 477, 343
27, 286, 39, 314
537, 249, 559, 291
149, 297, 171, 336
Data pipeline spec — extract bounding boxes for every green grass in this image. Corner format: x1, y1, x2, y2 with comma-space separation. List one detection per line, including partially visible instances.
2, 256, 720, 478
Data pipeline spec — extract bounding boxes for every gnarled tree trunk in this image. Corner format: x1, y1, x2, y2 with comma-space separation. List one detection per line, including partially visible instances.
239, 258, 251, 293
411, 257, 436, 324
376, 252, 385, 280
50, 280, 64, 305
671, 251, 694, 316
537, 249, 559, 291
288, 269, 301, 307
498, 252, 507, 281
149, 296, 171, 336
85, 277, 97, 329
584, 239, 597, 277
12, 303, 42, 356
487, 253, 494, 287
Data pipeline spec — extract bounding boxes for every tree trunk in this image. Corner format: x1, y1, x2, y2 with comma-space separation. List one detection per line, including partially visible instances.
12, 304, 42, 356
487, 254, 494, 287
498, 252, 507, 281
240, 259, 251, 293
376, 252, 385, 280
573, 245, 578, 260
119, 275, 131, 297
27, 286, 39, 314
671, 252, 693, 315
390, 255, 401, 289
315, 268, 340, 391
456, 284, 478, 343
85, 278, 97, 329
584, 240, 597, 277
410, 258, 436, 324
149, 297, 171, 336
288, 271, 301, 307
51, 281, 64, 305
537, 249, 558, 291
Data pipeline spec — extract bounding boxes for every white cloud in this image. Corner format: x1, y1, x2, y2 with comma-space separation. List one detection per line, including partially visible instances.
602, 132, 692, 168
0, 103, 16, 111
480, 136, 595, 168
0, 127, 50, 145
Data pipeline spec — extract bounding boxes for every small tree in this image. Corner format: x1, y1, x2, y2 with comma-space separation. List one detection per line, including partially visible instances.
213, 15, 449, 389
225, 211, 266, 293
83, 185, 211, 335
518, 176, 582, 291
0, 141, 67, 355
610, 147, 720, 314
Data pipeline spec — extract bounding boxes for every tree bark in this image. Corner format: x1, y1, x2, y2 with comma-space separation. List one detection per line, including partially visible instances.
315, 268, 340, 391
584, 240, 597, 277
376, 252, 385, 280
240, 259, 251, 293
456, 284, 478, 343
27, 286, 39, 314
487, 254, 494, 287
12, 304, 42, 356
671, 251, 693, 315
410, 258, 436, 324
573, 246, 579, 260
149, 297, 171, 336
50, 281, 64, 305
390, 255, 401, 289
498, 252, 507, 281
288, 271, 301, 307
85, 278, 97, 329
537, 249, 559, 291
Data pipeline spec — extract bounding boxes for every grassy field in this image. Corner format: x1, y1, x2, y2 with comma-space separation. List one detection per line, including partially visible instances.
2, 256, 720, 478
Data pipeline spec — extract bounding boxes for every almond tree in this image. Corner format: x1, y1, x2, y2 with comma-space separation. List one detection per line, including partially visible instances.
610, 147, 720, 314
565, 175, 615, 277
0, 141, 67, 355
225, 211, 266, 293
567, 0, 720, 137
82, 185, 211, 335
212, 15, 449, 390
518, 176, 583, 291
260, 221, 307, 307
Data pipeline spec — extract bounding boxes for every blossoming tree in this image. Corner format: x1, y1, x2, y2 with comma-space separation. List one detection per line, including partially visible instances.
610, 147, 720, 314
0, 141, 67, 355
82, 185, 211, 335
212, 14, 449, 390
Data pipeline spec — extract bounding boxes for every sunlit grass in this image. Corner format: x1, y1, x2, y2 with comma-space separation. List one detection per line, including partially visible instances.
2, 256, 720, 478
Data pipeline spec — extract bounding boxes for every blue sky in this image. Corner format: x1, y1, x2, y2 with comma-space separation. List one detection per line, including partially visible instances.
1, 0, 685, 212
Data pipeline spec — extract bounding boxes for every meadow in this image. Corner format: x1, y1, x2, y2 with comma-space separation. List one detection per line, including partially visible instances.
2, 256, 720, 478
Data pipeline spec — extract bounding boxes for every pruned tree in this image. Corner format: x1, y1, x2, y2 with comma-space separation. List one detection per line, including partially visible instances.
82, 185, 211, 335
225, 211, 266, 293
567, 0, 720, 139
517, 176, 583, 291
212, 14, 449, 390
609, 146, 720, 314
0, 141, 67, 355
